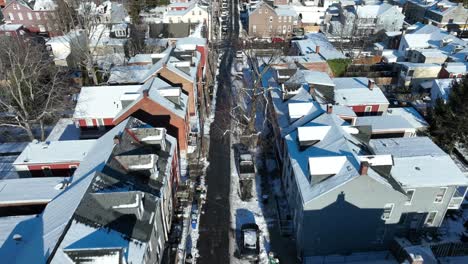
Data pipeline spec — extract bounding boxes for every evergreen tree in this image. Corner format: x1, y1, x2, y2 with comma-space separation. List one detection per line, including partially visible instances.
428, 76, 468, 152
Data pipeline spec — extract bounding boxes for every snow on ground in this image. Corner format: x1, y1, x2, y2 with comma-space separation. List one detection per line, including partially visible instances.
184, 159, 209, 264
440, 208, 468, 242
229, 135, 271, 264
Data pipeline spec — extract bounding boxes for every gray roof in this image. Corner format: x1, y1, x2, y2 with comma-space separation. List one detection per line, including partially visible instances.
0, 177, 67, 206
333, 77, 389, 106
285, 70, 334, 87
114, 77, 188, 121
285, 114, 390, 205
108, 65, 153, 84
13, 140, 96, 165
370, 137, 468, 188
355, 115, 414, 132
0, 120, 130, 263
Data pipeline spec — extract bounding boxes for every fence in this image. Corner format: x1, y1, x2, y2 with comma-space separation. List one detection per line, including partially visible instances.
430, 242, 468, 257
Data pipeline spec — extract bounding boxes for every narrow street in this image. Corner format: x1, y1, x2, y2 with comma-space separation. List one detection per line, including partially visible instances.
196, 0, 240, 263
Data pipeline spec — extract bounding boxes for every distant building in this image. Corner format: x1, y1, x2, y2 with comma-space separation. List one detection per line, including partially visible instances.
404, 0, 468, 30
163, 2, 208, 24
46, 30, 87, 68
0, 24, 26, 37
1, 0, 61, 36
248, 2, 298, 39
323, 2, 404, 37
397, 62, 442, 90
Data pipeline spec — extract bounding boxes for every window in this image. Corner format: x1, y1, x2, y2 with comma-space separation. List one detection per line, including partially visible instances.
279, 16, 282, 23
365, 106, 373, 112
192, 11, 195, 15
252, 25, 256, 33
265, 9, 268, 14
27, 12, 32, 20
42, 166, 53, 177
425, 211, 437, 226
8, 13, 14, 20
382, 203, 394, 220
288, 16, 291, 22
407, 69, 414, 77
288, 25, 291, 32
69, 165, 78, 175
36, 12, 41, 20
405, 189, 415, 205
277, 25, 281, 33
269, 16, 273, 23
435, 187, 447, 203
18, 13, 23, 21
199, 11, 202, 15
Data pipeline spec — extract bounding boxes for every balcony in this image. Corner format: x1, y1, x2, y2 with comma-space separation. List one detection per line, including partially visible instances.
448, 186, 467, 210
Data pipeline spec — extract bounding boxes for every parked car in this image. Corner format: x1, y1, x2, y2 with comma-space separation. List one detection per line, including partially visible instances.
236, 51, 243, 58
240, 223, 260, 261
271, 37, 284, 43
222, 3, 228, 9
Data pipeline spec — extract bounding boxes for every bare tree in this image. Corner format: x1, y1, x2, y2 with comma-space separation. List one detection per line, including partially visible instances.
0, 37, 70, 141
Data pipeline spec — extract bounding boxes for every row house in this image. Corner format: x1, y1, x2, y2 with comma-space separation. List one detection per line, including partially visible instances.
332, 77, 390, 116
0, 24, 26, 37
2, 0, 61, 36
13, 140, 96, 177
323, 2, 405, 38
355, 115, 417, 138
404, 0, 468, 30
73, 77, 191, 157
248, 2, 298, 39
281, 113, 468, 258
0, 118, 180, 264
163, 2, 208, 24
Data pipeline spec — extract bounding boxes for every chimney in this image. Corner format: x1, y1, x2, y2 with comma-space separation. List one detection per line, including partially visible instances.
359, 161, 369, 176
368, 79, 375, 90
327, 104, 333, 114
408, 253, 424, 264
113, 135, 121, 145
143, 89, 149, 98
171, 41, 176, 48
315, 45, 320, 54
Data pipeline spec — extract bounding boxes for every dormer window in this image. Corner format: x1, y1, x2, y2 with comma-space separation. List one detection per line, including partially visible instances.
297, 126, 331, 150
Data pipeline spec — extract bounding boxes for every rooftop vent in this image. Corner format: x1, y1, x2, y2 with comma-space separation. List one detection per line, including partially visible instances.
297, 126, 331, 150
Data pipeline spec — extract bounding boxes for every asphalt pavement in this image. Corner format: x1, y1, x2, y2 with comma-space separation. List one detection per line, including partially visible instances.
196, 0, 240, 263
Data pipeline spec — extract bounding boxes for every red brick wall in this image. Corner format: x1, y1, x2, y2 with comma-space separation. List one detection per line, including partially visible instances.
2, 1, 60, 36
352, 105, 382, 116
113, 97, 189, 152
26, 162, 80, 177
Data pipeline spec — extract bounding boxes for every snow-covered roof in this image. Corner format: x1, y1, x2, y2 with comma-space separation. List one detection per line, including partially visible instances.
275, 5, 297, 17
46, 118, 81, 141
292, 33, 346, 60
14, 140, 96, 165
0, 142, 28, 155
370, 137, 468, 188
445, 62, 468, 75
73, 85, 141, 119
0, 156, 19, 180
0, 177, 67, 206
355, 115, 414, 132
285, 70, 334, 87
398, 62, 442, 69
333, 77, 389, 106
401, 24, 466, 50
0, 215, 39, 250
33, 0, 57, 10
285, 114, 377, 204
355, 3, 396, 18
1, 120, 130, 263
385, 107, 428, 130
51, 219, 147, 264
114, 77, 188, 121
431, 79, 454, 102
107, 65, 152, 84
